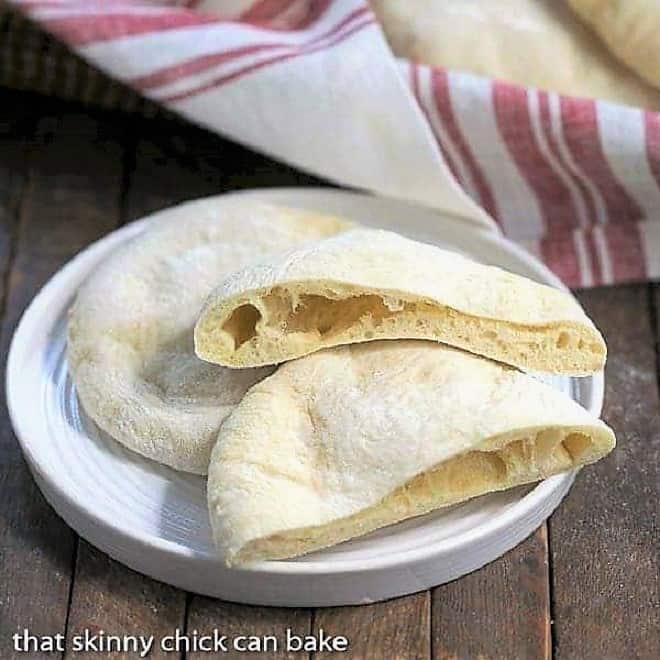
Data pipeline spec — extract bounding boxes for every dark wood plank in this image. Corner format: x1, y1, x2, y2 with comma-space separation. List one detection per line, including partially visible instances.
0, 91, 26, 279
186, 599, 311, 660
65, 541, 185, 660
431, 527, 550, 660
550, 284, 659, 659
0, 99, 122, 659
0, 90, 59, 660
314, 592, 430, 660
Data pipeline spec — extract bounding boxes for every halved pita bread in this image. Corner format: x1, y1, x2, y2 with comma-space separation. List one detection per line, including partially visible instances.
566, 0, 660, 91
67, 198, 351, 474
207, 341, 615, 564
372, 0, 660, 109
195, 229, 606, 375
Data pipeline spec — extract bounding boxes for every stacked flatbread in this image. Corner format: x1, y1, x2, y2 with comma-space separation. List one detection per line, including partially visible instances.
68, 198, 615, 566
371, 0, 660, 109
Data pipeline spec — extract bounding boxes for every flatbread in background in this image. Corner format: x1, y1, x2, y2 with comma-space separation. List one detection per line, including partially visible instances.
195, 228, 606, 375
208, 341, 615, 564
566, 0, 660, 91
371, 0, 660, 110
67, 198, 352, 474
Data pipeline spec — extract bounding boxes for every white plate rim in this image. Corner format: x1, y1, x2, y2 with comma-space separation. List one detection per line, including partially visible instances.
6, 187, 603, 579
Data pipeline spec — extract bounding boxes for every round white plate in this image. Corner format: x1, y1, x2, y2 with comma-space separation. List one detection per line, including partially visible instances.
7, 188, 602, 607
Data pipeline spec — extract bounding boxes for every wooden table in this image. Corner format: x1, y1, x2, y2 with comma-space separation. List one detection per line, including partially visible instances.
0, 88, 657, 660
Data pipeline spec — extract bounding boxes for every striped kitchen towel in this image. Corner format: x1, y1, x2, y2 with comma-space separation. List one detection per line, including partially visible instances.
6, 0, 660, 287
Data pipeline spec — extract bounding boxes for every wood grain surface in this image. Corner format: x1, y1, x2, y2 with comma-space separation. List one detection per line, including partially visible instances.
0, 88, 657, 660
314, 593, 430, 660
0, 102, 123, 659
0, 89, 75, 660
432, 526, 551, 660
549, 287, 659, 660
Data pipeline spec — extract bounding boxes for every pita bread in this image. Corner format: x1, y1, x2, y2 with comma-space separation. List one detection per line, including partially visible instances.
207, 341, 615, 564
67, 198, 351, 474
195, 228, 606, 375
371, 0, 660, 109
566, 0, 660, 91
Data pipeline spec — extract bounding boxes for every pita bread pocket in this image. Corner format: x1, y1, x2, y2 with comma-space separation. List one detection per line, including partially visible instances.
194, 228, 606, 375
67, 198, 352, 474
207, 341, 615, 564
